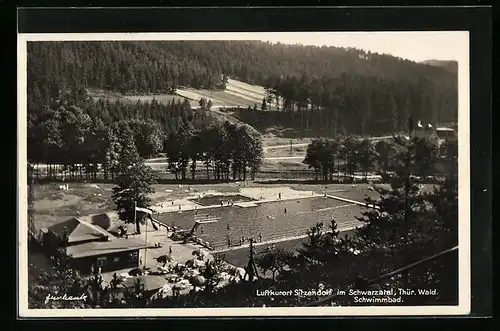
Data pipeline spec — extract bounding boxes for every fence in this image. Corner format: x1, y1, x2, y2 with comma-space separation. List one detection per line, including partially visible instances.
30, 164, 380, 184
211, 227, 311, 251
211, 223, 362, 253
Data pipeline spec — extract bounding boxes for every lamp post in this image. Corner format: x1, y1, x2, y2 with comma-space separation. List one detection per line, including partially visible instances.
245, 237, 259, 281
144, 205, 149, 269
134, 200, 137, 231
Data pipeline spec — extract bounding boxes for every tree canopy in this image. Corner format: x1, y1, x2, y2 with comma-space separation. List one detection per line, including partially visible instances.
28, 41, 457, 137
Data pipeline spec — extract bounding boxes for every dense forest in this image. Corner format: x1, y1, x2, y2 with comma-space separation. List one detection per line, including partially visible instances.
27, 41, 458, 136
27, 87, 263, 181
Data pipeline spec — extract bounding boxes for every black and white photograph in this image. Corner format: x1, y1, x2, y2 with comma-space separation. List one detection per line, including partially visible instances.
18, 30, 470, 317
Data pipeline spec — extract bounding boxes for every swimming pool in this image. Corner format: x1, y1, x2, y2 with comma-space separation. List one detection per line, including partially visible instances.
155, 196, 367, 249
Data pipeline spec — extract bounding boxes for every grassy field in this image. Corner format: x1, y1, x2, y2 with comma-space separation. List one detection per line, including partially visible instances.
87, 88, 196, 106
260, 159, 309, 172
87, 78, 279, 111
176, 78, 279, 111
176, 89, 258, 109
264, 146, 307, 158
32, 182, 117, 232
262, 135, 313, 147
123, 94, 196, 107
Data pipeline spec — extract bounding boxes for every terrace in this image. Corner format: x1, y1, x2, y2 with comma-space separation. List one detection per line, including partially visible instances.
188, 194, 256, 206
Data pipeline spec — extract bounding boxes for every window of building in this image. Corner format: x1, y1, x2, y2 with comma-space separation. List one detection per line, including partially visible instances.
96, 256, 107, 267
128, 251, 138, 261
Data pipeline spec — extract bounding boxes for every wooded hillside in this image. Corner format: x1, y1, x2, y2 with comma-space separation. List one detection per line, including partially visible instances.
27, 41, 458, 136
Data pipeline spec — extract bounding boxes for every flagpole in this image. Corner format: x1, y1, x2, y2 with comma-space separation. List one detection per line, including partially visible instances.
134, 200, 137, 232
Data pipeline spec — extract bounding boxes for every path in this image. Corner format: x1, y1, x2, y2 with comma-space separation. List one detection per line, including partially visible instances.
263, 143, 309, 151
146, 155, 306, 165
262, 135, 395, 151
265, 156, 305, 161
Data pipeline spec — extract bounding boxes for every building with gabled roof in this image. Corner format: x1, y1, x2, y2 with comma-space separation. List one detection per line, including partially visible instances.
411, 122, 456, 146
40, 217, 148, 275
48, 217, 112, 245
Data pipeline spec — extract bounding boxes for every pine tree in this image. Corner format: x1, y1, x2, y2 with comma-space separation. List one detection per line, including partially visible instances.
261, 97, 267, 111
206, 99, 213, 111
112, 128, 157, 234
389, 92, 398, 133
199, 97, 207, 109
103, 126, 121, 180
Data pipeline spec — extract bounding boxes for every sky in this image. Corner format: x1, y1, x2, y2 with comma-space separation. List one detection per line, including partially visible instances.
256, 32, 469, 63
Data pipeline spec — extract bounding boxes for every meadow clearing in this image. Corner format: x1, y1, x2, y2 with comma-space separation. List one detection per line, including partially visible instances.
87, 78, 277, 111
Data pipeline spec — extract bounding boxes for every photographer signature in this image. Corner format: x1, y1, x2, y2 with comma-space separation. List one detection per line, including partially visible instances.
45, 293, 88, 304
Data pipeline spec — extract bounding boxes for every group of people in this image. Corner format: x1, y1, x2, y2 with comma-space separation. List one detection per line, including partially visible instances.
225, 232, 264, 248
226, 236, 248, 247
266, 243, 276, 251
220, 200, 234, 207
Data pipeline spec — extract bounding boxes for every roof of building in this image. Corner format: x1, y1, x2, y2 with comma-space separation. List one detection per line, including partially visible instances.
49, 217, 115, 244
122, 275, 167, 292
66, 235, 148, 258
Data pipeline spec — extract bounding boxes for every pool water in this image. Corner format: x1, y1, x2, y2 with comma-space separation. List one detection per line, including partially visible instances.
156, 197, 366, 249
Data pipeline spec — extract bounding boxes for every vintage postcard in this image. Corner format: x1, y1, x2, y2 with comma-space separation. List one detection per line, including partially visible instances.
18, 31, 470, 317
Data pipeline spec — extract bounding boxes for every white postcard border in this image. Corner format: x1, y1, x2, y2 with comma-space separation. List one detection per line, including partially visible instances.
17, 32, 470, 317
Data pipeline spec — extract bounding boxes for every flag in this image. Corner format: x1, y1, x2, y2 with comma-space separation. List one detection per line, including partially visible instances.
135, 206, 153, 215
